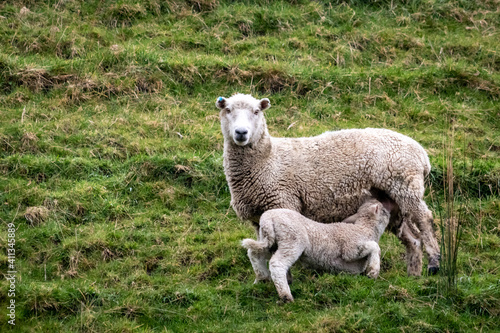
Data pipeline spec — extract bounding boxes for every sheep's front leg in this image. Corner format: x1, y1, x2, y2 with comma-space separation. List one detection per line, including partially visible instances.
269, 247, 303, 303
247, 247, 272, 283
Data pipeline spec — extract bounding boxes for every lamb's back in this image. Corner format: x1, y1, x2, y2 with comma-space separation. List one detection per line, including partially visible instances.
300, 221, 371, 273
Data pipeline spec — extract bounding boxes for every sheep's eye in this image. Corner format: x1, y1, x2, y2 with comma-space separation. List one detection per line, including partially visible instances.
224, 108, 231, 113
254, 110, 259, 115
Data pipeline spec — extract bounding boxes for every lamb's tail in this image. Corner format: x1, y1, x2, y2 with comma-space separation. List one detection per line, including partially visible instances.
241, 239, 268, 252
241, 219, 275, 253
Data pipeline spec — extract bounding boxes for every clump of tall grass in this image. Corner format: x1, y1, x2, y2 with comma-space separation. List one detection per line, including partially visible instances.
433, 123, 464, 297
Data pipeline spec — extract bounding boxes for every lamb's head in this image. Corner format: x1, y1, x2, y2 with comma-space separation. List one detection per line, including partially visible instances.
216, 94, 271, 146
357, 199, 391, 229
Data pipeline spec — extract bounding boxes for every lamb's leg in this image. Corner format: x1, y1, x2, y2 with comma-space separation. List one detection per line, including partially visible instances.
246, 221, 274, 283
361, 241, 381, 278
247, 247, 272, 283
269, 247, 303, 303
343, 241, 381, 278
286, 269, 293, 285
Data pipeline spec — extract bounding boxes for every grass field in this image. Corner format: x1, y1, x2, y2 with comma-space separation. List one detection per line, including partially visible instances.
1, 0, 499, 331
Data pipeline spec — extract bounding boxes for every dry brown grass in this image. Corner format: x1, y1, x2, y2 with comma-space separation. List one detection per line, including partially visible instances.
21, 131, 39, 152
24, 206, 49, 226
187, 0, 218, 12
14, 67, 74, 92
384, 284, 412, 302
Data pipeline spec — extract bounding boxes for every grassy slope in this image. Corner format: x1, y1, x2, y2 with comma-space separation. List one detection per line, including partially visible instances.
0, 0, 499, 331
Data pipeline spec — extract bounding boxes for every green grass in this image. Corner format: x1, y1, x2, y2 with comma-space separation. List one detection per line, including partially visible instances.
1, 0, 499, 331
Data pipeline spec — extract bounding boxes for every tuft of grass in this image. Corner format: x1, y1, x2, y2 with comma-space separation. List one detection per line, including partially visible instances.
24, 205, 49, 226
434, 122, 464, 297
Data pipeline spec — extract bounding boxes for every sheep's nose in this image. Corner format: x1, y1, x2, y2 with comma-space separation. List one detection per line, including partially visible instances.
235, 128, 248, 136
234, 128, 249, 143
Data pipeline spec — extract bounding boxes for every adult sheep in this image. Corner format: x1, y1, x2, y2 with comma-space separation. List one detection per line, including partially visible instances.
216, 93, 439, 276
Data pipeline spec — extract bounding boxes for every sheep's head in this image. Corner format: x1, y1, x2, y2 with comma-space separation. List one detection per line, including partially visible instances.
216, 94, 271, 147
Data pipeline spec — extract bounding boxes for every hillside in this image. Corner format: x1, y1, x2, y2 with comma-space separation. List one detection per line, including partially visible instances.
1, 0, 499, 332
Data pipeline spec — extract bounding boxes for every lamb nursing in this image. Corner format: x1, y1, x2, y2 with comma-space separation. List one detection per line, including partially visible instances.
242, 198, 390, 302
217, 93, 440, 276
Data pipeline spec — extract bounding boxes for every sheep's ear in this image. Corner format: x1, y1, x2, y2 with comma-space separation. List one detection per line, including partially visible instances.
259, 98, 271, 111
216, 96, 227, 109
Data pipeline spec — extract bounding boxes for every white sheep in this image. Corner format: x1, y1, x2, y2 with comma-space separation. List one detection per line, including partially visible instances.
242, 198, 390, 302
216, 93, 440, 276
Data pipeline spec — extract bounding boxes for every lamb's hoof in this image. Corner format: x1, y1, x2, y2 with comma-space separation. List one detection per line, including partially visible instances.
366, 271, 379, 279
277, 295, 294, 304
428, 266, 439, 275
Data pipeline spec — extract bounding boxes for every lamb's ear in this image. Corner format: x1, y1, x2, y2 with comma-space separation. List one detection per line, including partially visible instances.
259, 98, 271, 111
370, 204, 379, 215
216, 96, 227, 109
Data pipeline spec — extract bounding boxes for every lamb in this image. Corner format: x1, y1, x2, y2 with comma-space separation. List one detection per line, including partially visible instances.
216, 93, 440, 276
241, 198, 390, 302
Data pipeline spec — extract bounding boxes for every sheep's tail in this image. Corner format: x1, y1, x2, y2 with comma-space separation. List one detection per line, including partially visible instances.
422, 150, 431, 177
416, 143, 432, 177
241, 220, 275, 253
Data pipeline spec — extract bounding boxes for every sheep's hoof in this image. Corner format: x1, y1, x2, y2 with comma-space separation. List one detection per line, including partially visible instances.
428, 266, 439, 275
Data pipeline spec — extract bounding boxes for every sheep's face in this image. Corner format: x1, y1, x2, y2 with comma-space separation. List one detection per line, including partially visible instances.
216, 94, 271, 147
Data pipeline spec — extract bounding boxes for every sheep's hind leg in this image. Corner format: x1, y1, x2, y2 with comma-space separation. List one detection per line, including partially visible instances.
388, 176, 439, 276
397, 220, 423, 276
269, 247, 303, 303
412, 201, 440, 275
